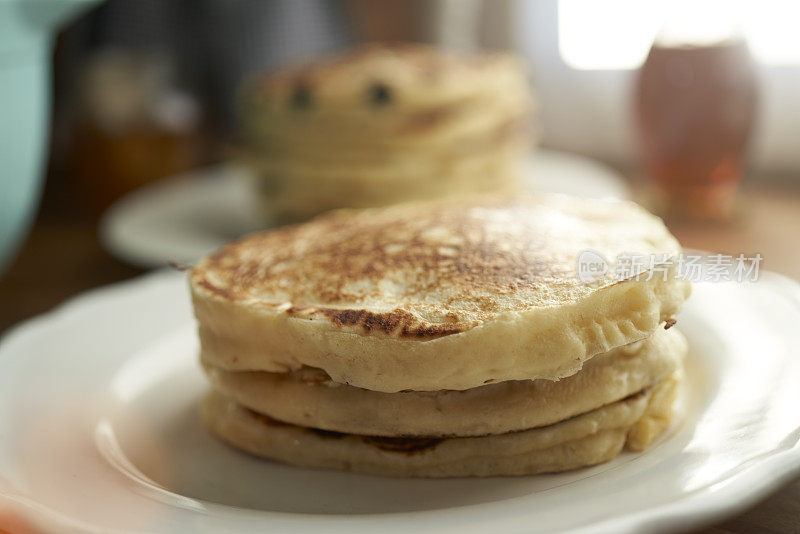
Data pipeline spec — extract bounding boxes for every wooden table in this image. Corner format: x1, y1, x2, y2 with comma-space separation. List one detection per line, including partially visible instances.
0, 185, 798, 534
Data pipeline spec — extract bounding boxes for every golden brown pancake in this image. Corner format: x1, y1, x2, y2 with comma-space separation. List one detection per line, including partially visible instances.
240, 43, 533, 142
191, 194, 690, 392
237, 43, 536, 223
203, 327, 685, 437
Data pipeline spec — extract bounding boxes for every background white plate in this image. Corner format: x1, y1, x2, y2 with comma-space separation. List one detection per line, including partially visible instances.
99, 150, 630, 269
1, 271, 799, 533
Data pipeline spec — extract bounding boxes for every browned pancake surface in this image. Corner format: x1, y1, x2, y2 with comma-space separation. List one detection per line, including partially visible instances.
192, 194, 682, 339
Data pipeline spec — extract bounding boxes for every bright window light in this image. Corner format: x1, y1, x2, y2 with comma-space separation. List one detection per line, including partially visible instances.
744, 1, 800, 64
558, 0, 800, 70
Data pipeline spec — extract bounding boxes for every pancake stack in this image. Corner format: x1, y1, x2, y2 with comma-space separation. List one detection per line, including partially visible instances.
238, 44, 535, 224
192, 194, 691, 477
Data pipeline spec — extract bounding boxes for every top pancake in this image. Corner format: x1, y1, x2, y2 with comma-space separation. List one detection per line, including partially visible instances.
239, 43, 534, 149
243, 43, 529, 112
191, 194, 691, 392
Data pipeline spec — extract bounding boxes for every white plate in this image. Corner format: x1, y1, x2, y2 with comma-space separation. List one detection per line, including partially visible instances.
99, 164, 263, 269
1, 271, 799, 534
100, 150, 629, 269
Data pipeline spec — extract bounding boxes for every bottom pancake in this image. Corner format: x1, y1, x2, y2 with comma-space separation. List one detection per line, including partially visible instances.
201, 372, 681, 478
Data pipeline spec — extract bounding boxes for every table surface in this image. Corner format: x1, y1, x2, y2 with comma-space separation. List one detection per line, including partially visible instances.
0, 184, 798, 534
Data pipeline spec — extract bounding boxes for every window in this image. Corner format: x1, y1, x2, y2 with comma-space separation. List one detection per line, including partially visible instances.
558, 0, 800, 70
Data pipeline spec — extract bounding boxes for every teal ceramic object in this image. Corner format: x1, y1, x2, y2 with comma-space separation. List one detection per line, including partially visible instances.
0, 0, 98, 274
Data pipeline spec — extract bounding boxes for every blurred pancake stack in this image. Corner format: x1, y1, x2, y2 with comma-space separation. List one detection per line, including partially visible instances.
191, 194, 691, 477
238, 44, 535, 224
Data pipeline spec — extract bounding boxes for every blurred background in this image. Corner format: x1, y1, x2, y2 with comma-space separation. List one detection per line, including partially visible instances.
0, 0, 798, 294
3, 0, 800, 317
1, 1, 799, 530
44, 0, 800, 180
